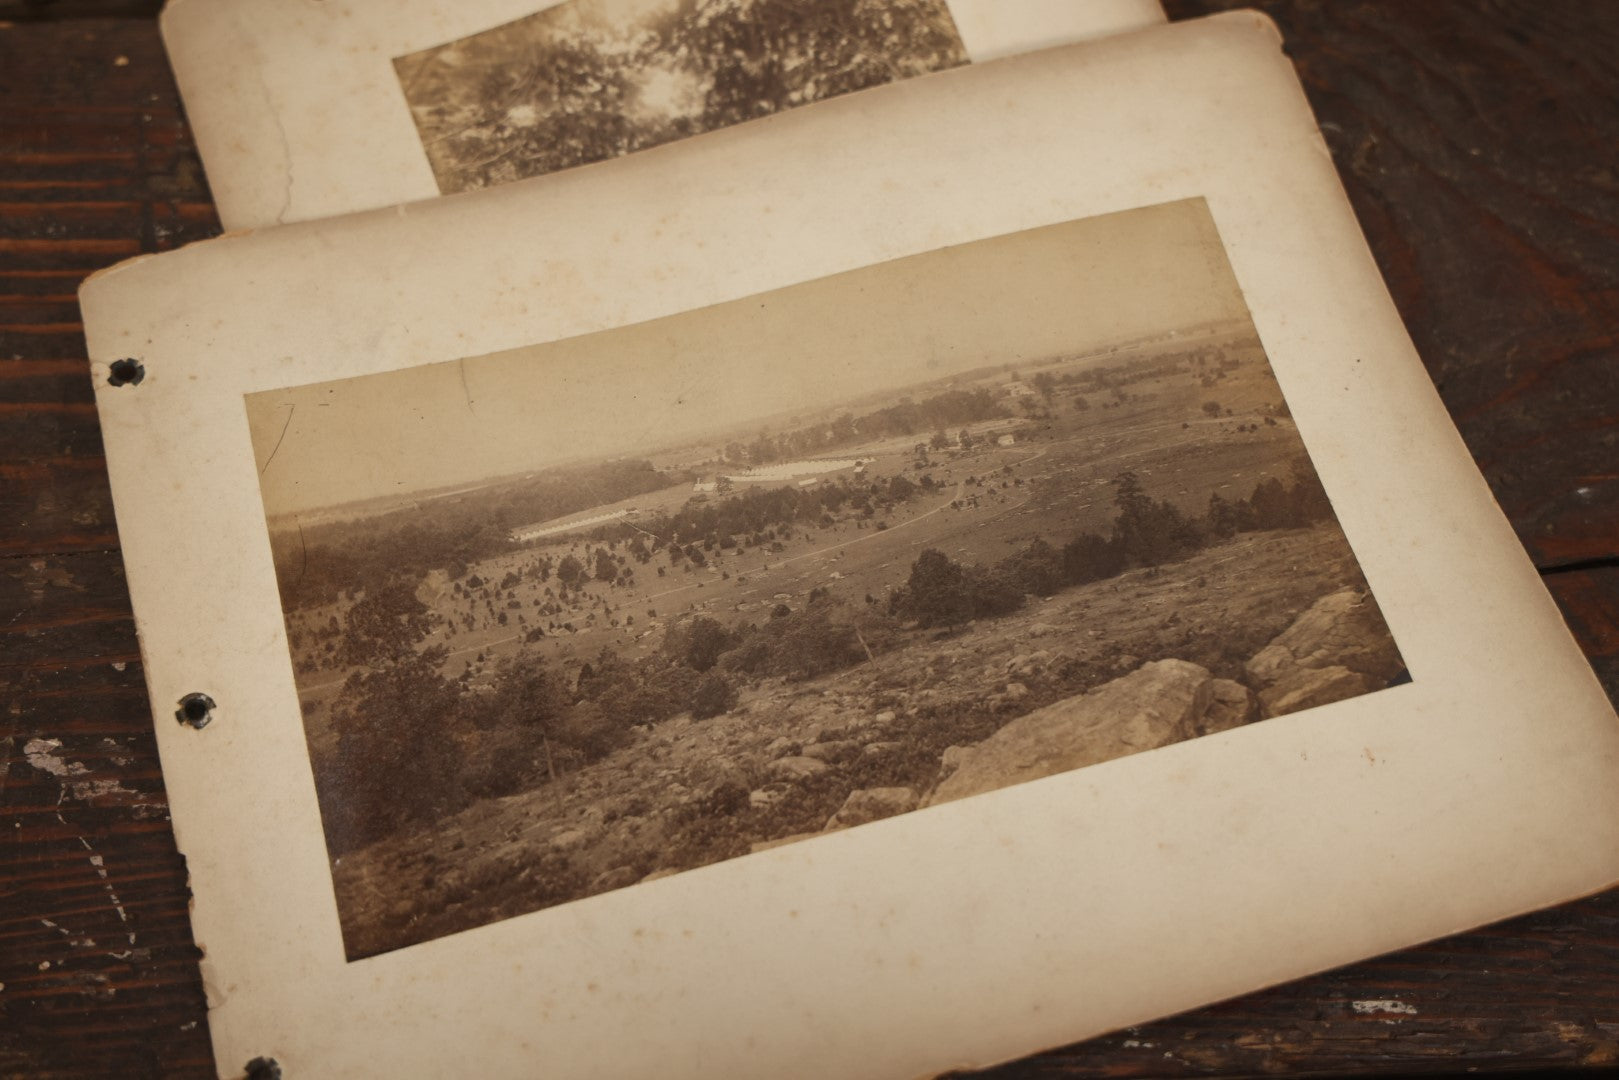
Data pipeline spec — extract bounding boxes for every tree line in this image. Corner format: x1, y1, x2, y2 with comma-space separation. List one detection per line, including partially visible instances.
720, 386, 1008, 467
890, 462, 1333, 628
274, 459, 673, 610
405, 0, 967, 190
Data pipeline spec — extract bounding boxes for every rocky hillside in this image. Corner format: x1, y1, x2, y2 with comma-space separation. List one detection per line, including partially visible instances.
333, 523, 1402, 959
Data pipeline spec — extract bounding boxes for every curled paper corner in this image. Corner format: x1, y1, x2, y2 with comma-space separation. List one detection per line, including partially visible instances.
1206, 6, 1286, 50
78, 249, 166, 296
77, 222, 265, 333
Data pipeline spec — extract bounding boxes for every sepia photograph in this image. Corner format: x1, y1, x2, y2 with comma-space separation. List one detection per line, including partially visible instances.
248, 199, 1406, 960
393, 0, 970, 193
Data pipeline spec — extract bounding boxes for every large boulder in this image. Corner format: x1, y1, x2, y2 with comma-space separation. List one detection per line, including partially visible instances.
1244, 588, 1402, 718
1258, 665, 1373, 718
1204, 679, 1257, 732
937, 745, 973, 780
1264, 588, 1400, 678
925, 659, 1241, 808
590, 866, 640, 893
824, 787, 919, 831
1243, 644, 1295, 687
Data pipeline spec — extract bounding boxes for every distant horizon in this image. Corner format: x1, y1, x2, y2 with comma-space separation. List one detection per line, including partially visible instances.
248, 201, 1252, 517
262, 321, 1249, 526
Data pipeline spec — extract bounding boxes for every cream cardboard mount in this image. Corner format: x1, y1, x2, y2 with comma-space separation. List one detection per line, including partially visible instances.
82, 13, 1619, 1080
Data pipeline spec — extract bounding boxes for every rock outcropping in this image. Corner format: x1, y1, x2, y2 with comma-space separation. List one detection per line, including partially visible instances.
1243, 588, 1403, 719
924, 659, 1240, 807
824, 787, 919, 831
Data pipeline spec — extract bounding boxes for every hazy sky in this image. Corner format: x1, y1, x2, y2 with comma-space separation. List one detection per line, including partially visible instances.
248, 198, 1251, 516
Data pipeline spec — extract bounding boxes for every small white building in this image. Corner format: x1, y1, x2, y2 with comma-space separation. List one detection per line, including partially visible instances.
692, 479, 717, 493
997, 433, 1017, 447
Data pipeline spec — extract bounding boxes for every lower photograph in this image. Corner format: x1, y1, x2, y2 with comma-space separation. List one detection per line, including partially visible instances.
246, 197, 1406, 960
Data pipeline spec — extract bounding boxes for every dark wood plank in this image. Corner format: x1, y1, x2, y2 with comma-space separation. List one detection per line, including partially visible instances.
0, 2, 166, 19
3, 552, 215, 1080
1, 17, 218, 1079
0, 17, 216, 561
1164, 0, 1619, 570
962, 575, 1619, 1079
1551, 567, 1619, 703
2, 6, 1616, 1079
973, 894, 1619, 1077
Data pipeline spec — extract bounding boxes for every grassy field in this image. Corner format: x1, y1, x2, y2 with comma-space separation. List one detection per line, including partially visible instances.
288, 335, 1300, 749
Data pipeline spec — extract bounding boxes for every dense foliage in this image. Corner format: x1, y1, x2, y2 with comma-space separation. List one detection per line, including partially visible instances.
273, 459, 671, 609
634, 472, 924, 553
719, 387, 1008, 467
400, 0, 968, 191
890, 463, 1336, 627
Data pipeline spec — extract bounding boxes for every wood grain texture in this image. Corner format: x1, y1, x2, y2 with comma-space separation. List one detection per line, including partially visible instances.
1, 18, 219, 1080
1165, 0, 1619, 571
1, 4, 1615, 1078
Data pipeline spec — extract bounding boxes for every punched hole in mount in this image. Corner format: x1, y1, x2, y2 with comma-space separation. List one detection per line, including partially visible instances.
244, 1058, 281, 1080
107, 359, 145, 386
176, 692, 216, 729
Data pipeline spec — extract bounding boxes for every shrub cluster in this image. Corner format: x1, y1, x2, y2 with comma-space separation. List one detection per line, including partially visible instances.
887, 550, 1024, 628
890, 462, 1334, 629
717, 596, 881, 682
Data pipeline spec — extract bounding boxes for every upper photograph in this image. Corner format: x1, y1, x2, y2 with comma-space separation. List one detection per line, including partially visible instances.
395, 0, 971, 192
159, 0, 1166, 225
247, 198, 1407, 960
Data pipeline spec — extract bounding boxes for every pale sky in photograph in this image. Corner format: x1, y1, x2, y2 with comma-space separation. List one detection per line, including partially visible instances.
248, 199, 1250, 516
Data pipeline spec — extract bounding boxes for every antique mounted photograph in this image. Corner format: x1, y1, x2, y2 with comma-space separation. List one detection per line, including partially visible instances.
247, 198, 1405, 960
393, 0, 970, 193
